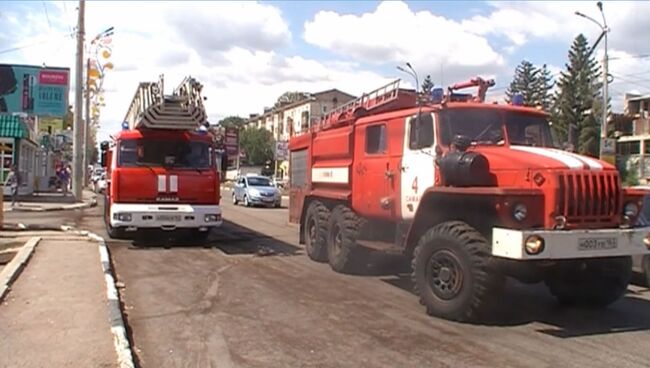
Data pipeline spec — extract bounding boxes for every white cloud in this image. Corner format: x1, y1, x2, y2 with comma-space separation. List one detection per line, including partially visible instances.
466, 1, 650, 54
303, 1, 506, 77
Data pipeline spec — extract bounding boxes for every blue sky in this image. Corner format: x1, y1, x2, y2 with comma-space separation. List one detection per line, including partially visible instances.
1, 1, 648, 142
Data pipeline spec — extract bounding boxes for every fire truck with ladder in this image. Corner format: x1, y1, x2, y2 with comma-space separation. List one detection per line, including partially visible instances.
100, 75, 222, 240
288, 77, 650, 322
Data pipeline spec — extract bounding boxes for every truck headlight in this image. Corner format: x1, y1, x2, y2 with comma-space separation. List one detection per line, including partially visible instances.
512, 203, 528, 222
204, 214, 221, 222
624, 202, 639, 217
114, 213, 132, 222
524, 235, 545, 255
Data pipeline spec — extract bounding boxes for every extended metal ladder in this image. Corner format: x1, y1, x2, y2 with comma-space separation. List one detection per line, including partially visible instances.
124, 75, 207, 130
316, 79, 402, 131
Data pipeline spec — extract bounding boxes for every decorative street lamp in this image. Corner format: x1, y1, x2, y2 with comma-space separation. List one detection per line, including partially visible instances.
575, 1, 609, 160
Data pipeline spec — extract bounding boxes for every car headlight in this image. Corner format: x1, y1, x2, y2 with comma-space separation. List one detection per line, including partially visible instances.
512, 203, 528, 222
624, 202, 640, 218
248, 188, 260, 196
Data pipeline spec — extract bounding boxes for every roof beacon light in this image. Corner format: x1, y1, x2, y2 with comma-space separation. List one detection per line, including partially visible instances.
121, 121, 129, 130
431, 88, 444, 103
512, 94, 524, 106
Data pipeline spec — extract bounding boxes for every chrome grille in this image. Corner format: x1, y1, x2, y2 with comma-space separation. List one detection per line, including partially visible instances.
557, 171, 620, 224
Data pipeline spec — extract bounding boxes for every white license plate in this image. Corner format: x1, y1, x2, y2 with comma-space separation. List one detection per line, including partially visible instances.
156, 214, 181, 222
263, 198, 274, 202
578, 237, 618, 251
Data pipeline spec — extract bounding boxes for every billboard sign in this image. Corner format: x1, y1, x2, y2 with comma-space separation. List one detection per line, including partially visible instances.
0, 64, 70, 117
224, 127, 239, 157
275, 141, 288, 160
39, 117, 65, 134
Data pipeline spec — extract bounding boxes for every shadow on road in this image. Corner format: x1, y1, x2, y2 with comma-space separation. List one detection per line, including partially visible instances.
378, 269, 650, 337
126, 220, 302, 258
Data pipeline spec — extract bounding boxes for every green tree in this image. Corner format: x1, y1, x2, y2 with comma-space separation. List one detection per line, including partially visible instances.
218, 116, 247, 129
505, 60, 540, 106
552, 34, 602, 156
533, 64, 554, 110
421, 75, 434, 94
240, 127, 274, 165
275, 91, 309, 108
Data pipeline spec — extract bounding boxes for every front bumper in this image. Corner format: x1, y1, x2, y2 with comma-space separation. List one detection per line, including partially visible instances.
492, 226, 650, 260
110, 203, 222, 230
248, 195, 281, 206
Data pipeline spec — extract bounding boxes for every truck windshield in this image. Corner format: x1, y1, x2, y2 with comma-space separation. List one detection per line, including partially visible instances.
439, 108, 554, 147
118, 139, 212, 169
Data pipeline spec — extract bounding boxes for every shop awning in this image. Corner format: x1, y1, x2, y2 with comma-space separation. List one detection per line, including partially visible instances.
0, 115, 28, 139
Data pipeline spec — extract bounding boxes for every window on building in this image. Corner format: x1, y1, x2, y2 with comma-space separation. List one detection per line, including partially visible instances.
366, 124, 387, 154
617, 141, 641, 155
322, 105, 328, 113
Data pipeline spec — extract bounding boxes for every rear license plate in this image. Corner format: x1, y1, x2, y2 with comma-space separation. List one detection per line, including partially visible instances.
156, 214, 181, 222
578, 237, 618, 251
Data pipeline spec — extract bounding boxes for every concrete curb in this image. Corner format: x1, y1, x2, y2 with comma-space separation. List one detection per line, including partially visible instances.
85, 231, 136, 368
6, 197, 98, 213
0, 237, 41, 302
0, 224, 135, 368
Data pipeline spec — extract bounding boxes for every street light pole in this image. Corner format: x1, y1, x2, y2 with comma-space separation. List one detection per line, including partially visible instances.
575, 1, 609, 160
72, 0, 85, 199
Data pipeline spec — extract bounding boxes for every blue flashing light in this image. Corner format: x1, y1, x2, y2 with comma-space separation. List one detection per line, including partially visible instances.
512, 94, 524, 106
121, 121, 129, 130
431, 88, 444, 103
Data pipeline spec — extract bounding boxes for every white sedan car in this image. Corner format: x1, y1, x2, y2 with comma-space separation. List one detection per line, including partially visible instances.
95, 174, 108, 193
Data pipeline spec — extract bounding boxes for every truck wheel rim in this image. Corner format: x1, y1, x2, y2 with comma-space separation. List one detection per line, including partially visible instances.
426, 249, 463, 300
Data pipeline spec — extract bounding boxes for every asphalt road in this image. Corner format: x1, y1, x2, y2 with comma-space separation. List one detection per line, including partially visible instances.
11, 192, 650, 368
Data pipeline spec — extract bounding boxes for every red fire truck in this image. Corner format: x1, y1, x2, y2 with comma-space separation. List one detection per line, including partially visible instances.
100, 76, 222, 240
288, 78, 650, 321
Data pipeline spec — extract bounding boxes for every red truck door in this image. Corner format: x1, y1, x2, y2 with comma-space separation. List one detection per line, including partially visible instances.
353, 121, 396, 220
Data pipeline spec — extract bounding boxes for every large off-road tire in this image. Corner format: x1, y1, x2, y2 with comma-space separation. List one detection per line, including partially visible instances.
412, 221, 504, 322
304, 201, 330, 262
644, 256, 650, 287
326, 205, 367, 273
545, 257, 632, 307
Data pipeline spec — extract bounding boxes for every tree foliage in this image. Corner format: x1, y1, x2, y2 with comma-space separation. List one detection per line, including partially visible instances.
275, 91, 309, 108
240, 127, 274, 165
218, 116, 247, 128
505, 60, 554, 109
421, 75, 434, 94
552, 34, 602, 157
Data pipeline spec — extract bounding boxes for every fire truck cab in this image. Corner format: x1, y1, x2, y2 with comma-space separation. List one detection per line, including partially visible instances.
101, 76, 222, 240
289, 78, 650, 322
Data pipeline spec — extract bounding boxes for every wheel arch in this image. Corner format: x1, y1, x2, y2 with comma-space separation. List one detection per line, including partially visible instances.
404, 191, 498, 254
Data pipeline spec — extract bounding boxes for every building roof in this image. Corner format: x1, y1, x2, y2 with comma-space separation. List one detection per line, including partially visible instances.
626, 94, 650, 103
0, 115, 28, 138
246, 88, 357, 124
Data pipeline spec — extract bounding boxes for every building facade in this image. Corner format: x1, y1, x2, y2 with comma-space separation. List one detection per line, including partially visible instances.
246, 89, 356, 180
616, 93, 650, 184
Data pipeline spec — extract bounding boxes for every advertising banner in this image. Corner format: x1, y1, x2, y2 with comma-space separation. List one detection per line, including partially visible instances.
39, 117, 65, 134
275, 141, 288, 160
0, 64, 70, 117
224, 127, 239, 156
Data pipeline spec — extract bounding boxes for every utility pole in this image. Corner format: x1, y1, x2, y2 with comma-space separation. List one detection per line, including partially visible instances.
72, 0, 85, 199
84, 58, 90, 186
575, 1, 609, 160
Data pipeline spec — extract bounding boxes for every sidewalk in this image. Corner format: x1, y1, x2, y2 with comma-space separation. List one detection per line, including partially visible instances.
3, 189, 97, 212
0, 234, 118, 367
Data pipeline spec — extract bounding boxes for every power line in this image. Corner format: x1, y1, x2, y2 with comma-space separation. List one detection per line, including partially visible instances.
609, 54, 650, 61
42, 1, 52, 29
0, 33, 74, 55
